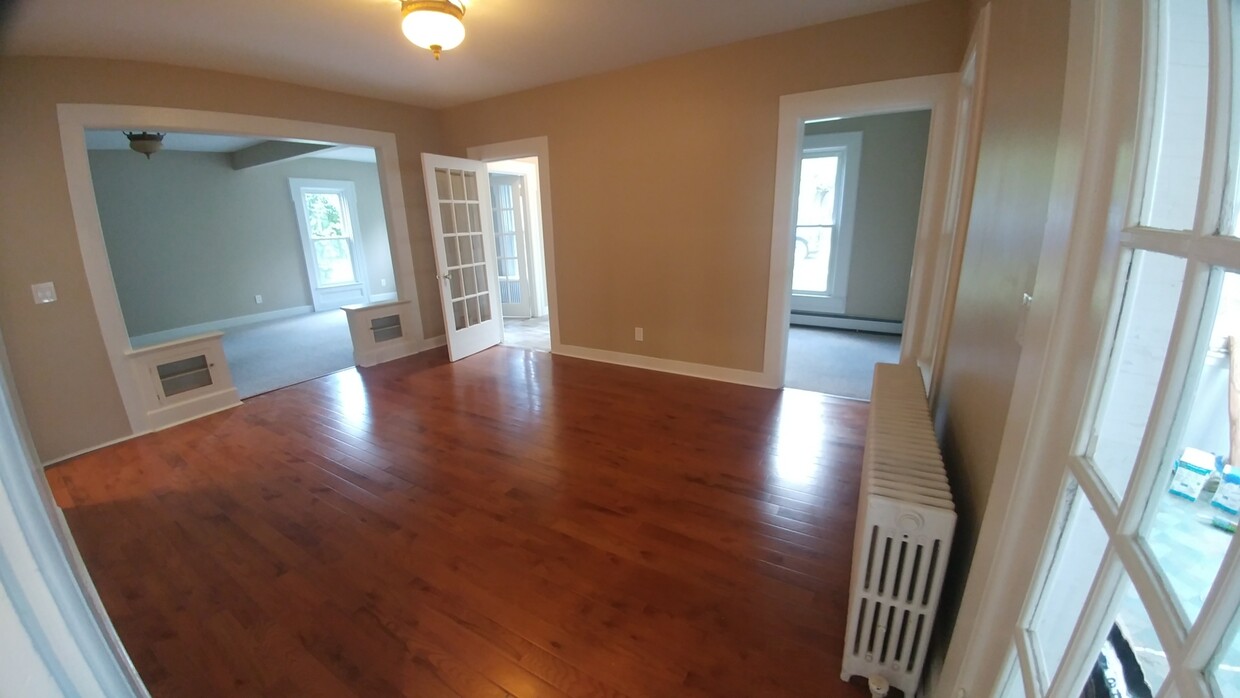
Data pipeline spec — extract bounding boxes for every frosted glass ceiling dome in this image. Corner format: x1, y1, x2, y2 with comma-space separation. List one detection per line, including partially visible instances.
401, 0, 466, 60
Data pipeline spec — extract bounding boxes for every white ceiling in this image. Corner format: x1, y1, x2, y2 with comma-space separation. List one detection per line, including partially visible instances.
5, 0, 924, 108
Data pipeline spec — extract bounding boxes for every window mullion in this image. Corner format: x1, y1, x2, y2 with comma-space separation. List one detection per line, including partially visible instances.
1119, 259, 1213, 536
1193, 0, 1232, 237
1067, 454, 1121, 528
1192, 233, 1240, 269
1122, 228, 1194, 256
1046, 549, 1126, 698
1115, 532, 1189, 665
1182, 532, 1240, 669
1158, 677, 1185, 698
1016, 629, 1046, 697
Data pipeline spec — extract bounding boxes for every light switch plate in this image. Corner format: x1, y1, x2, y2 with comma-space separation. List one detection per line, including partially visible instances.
31, 282, 56, 304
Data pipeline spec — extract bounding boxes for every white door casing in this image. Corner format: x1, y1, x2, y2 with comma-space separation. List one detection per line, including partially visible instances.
920, 6, 992, 401
289, 178, 369, 312
764, 74, 958, 389
465, 137, 561, 352
421, 153, 504, 361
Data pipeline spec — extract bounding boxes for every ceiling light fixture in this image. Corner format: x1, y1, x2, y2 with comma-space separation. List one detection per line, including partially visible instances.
124, 131, 165, 159
400, 0, 466, 60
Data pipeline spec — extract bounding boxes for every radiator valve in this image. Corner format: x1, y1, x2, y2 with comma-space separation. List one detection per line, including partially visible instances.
869, 675, 891, 698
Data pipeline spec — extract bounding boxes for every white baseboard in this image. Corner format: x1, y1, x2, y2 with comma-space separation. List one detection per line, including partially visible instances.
42, 433, 143, 468
420, 335, 448, 350
370, 292, 398, 303
130, 305, 315, 347
147, 388, 242, 431
555, 344, 773, 388
42, 390, 242, 467
790, 313, 903, 334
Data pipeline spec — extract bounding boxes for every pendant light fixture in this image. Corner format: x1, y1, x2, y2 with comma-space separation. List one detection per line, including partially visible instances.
400, 0, 466, 60
124, 131, 165, 159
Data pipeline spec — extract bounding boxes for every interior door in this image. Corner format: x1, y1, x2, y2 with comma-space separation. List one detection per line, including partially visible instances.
489, 173, 533, 318
421, 154, 504, 361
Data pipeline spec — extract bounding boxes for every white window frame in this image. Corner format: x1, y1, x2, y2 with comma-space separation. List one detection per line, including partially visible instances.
289, 178, 369, 310
790, 131, 862, 314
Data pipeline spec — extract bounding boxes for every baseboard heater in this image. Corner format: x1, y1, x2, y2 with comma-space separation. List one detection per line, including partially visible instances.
790, 312, 903, 335
842, 363, 956, 698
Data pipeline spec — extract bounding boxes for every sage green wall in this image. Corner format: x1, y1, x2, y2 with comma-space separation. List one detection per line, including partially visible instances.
804, 109, 932, 322
0, 57, 443, 462
87, 151, 396, 337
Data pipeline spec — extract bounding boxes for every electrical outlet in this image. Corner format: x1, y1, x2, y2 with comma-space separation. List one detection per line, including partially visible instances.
380, 278, 388, 288
634, 327, 644, 341
31, 282, 56, 304
255, 294, 263, 304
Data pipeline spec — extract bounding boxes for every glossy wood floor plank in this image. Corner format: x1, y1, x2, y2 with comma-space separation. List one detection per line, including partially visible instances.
49, 347, 873, 697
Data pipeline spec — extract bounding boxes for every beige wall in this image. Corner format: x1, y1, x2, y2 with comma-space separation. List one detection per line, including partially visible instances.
804, 110, 933, 322
0, 57, 444, 461
0, 2, 968, 461
89, 151, 396, 337
438, 1, 968, 369
930, 0, 1071, 631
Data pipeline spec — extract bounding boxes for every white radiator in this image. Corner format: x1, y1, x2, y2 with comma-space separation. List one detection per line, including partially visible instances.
842, 363, 956, 697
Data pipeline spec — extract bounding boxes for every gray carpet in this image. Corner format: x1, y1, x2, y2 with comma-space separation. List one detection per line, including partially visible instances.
784, 326, 902, 400
221, 310, 354, 398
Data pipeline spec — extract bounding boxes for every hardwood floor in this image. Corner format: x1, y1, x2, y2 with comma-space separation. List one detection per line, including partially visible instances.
48, 346, 873, 697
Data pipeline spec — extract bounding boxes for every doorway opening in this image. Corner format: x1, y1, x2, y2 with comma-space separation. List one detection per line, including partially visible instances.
762, 75, 958, 395
459, 137, 558, 358
487, 157, 550, 352
784, 110, 933, 400
84, 129, 396, 398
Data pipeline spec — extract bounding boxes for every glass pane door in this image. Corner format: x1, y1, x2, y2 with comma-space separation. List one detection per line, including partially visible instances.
1005, 2, 1240, 697
489, 173, 532, 318
421, 153, 504, 362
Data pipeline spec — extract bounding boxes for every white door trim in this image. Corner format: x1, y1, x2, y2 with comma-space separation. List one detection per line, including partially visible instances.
922, 5, 993, 401
465, 137, 561, 353
486, 159, 546, 318
0, 325, 149, 696
932, 0, 1126, 694
763, 73, 959, 389
56, 103, 426, 435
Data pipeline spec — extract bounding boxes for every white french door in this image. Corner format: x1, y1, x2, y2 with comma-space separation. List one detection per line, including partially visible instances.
999, 1, 1240, 697
421, 154, 504, 361
489, 173, 534, 318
